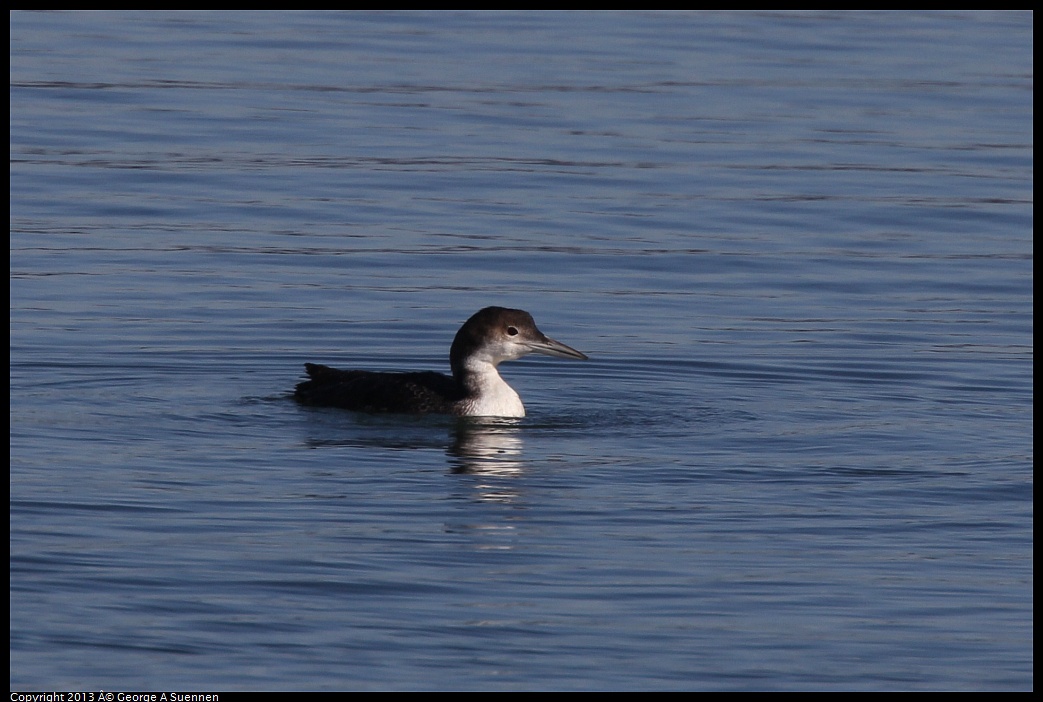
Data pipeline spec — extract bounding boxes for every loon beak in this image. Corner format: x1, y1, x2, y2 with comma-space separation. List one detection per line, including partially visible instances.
526, 335, 589, 361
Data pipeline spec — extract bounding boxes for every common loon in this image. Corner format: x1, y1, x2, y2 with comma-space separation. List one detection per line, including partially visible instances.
294, 306, 588, 417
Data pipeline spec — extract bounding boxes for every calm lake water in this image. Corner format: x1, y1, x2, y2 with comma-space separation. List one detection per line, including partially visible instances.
9, 11, 1033, 691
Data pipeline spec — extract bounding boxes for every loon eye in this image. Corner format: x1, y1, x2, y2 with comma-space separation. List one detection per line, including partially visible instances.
506, 326, 519, 336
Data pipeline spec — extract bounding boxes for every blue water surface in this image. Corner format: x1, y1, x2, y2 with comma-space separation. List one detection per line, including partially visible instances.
10, 11, 1033, 691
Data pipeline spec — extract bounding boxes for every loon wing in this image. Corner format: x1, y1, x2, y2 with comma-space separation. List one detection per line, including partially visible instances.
294, 363, 463, 414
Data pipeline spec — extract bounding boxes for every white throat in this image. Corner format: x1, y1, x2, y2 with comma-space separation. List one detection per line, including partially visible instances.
459, 360, 525, 417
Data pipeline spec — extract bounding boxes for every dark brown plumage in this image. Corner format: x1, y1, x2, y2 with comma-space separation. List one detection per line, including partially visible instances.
294, 364, 464, 414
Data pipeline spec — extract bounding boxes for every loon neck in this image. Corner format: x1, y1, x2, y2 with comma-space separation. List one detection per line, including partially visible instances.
455, 358, 525, 418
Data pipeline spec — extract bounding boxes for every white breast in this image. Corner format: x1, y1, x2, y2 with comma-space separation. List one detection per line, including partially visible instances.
458, 361, 526, 417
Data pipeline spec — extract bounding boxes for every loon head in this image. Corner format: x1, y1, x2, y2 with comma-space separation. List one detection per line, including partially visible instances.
449, 306, 588, 379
